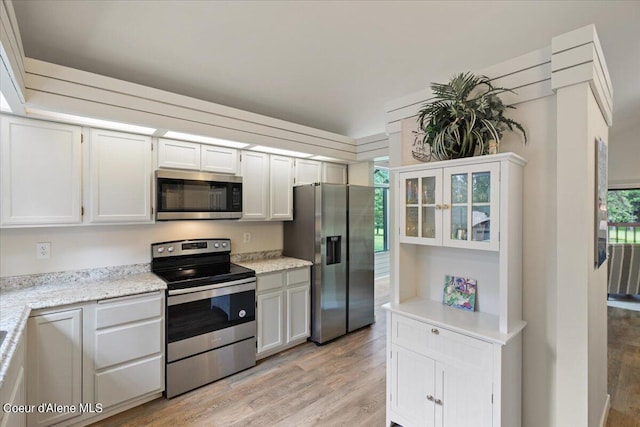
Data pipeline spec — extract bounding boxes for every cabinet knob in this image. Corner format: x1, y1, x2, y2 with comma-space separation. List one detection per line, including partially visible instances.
442, 204, 450, 210
435, 398, 443, 405
431, 328, 439, 335
435, 204, 442, 210
426, 395, 434, 401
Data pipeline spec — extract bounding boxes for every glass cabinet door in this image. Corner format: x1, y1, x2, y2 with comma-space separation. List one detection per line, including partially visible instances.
400, 170, 442, 244
443, 163, 500, 250
405, 178, 419, 237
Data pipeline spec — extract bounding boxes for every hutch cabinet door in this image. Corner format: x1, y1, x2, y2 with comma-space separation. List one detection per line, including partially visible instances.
399, 169, 443, 246
443, 162, 500, 251
437, 361, 493, 427
391, 345, 436, 427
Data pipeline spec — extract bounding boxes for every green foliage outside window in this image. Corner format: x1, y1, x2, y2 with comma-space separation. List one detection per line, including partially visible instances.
374, 168, 389, 252
608, 189, 640, 223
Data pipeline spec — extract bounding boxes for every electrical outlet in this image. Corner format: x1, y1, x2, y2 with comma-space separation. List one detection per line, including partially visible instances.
243, 232, 251, 243
36, 242, 51, 259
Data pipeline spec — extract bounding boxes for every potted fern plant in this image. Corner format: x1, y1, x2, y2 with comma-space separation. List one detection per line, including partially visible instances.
413, 72, 527, 161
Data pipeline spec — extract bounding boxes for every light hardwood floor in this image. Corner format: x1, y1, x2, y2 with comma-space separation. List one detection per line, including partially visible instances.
606, 305, 640, 427
91, 277, 391, 427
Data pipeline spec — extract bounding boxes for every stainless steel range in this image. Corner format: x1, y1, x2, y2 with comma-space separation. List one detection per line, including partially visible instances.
151, 238, 256, 398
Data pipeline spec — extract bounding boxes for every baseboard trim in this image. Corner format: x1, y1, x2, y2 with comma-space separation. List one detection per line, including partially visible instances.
600, 394, 611, 427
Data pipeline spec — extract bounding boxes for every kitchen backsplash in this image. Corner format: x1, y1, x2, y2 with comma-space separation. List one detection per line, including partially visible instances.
230, 250, 283, 263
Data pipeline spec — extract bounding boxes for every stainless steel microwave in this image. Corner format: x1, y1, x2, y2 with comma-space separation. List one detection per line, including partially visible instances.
155, 170, 243, 220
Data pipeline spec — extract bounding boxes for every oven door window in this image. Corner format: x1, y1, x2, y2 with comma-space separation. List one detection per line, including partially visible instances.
158, 178, 242, 212
168, 289, 255, 343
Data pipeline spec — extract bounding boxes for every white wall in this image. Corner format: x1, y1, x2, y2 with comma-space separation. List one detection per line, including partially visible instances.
0, 221, 283, 277
498, 95, 559, 427
609, 117, 640, 187
585, 86, 609, 427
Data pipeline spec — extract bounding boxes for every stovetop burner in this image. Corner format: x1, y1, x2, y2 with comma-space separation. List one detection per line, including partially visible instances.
151, 238, 255, 291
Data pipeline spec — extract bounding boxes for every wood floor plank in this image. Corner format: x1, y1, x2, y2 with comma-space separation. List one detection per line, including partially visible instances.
607, 305, 640, 427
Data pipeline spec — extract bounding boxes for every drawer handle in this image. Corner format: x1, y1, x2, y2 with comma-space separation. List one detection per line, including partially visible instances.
426, 395, 434, 401
431, 328, 439, 335
435, 398, 443, 405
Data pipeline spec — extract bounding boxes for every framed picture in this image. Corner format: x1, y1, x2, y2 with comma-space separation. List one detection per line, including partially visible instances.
443, 275, 477, 311
595, 137, 608, 269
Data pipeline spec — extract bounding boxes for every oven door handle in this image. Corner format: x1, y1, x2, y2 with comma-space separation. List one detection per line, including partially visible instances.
167, 277, 256, 296
167, 280, 255, 306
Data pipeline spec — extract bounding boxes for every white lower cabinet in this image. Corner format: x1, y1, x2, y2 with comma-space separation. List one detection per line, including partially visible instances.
0, 330, 26, 427
286, 284, 310, 342
256, 267, 310, 359
93, 292, 164, 410
257, 291, 285, 354
25, 291, 164, 427
388, 312, 516, 427
27, 309, 83, 427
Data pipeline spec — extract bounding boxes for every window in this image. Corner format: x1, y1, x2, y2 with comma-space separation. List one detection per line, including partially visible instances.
608, 188, 640, 243
374, 167, 389, 252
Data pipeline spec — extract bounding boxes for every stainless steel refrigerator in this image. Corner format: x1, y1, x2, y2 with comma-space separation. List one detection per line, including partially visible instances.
283, 183, 374, 344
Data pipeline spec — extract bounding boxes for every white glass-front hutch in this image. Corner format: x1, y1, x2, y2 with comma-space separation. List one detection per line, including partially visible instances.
385, 153, 526, 427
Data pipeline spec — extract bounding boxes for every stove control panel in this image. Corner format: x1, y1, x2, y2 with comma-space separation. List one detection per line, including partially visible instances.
151, 239, 231, 258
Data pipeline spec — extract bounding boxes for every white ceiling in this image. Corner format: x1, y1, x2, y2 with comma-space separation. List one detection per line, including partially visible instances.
11, 0, 640, 140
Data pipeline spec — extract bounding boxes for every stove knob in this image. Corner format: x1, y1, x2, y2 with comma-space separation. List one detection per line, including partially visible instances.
214, 243, 220, 248
222, 242, 228, 248
167, 246, 174, 253
157, 247, 165, 253
239, 310, 246, 318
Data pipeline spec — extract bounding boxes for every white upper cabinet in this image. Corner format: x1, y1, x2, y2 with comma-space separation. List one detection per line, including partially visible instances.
295, 159, 348, 185
87, 129, 153, 224
201, 145, 238, 174
157, 138, 200, 170
1, 116, 82, 226
158, 138, 238, 174
241, 151, 269, 220
322, 162, 347, 184
269, 155, 294, 220
294, 159, 321, 185
241, 151, 293, 221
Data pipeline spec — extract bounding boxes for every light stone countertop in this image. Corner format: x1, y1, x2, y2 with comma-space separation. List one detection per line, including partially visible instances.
235, 257, 312, 275
0, 272, 166, 390
0, 255, 310, 390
